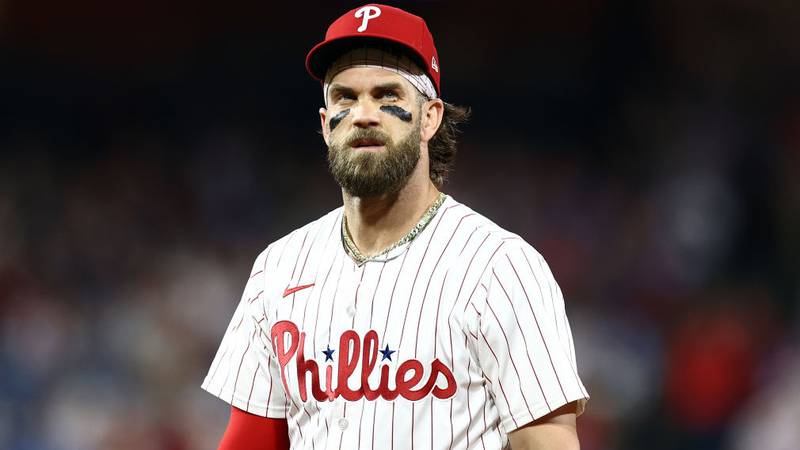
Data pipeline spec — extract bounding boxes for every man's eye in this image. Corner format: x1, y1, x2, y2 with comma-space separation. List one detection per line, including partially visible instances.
381, 91, 398, 100
335, 93, 355, 102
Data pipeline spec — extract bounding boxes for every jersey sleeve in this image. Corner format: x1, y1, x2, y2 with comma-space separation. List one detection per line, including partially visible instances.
469, 242, 588, 434
201, 249, 289, 418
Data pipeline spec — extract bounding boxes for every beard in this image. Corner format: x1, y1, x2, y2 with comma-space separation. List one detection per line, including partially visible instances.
327, 121, 421, 198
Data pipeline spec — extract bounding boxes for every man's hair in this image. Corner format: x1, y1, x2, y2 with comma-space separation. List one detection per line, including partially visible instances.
425, 100, 471, 188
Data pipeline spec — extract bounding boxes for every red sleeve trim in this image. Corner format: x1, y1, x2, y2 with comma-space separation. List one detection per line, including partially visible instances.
218, 406, 290, 450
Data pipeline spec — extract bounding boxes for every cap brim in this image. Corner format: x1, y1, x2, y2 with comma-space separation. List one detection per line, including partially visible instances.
305, 34, 429, 82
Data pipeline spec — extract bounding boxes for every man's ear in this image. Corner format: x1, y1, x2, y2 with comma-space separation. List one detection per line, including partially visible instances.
319, 107, 330, 146
420, 98, 444, 143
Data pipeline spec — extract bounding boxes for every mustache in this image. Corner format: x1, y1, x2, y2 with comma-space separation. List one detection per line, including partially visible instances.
344, 128, 391, 147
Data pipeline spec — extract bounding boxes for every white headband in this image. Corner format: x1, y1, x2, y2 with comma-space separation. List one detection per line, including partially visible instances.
323, 47, 438, 105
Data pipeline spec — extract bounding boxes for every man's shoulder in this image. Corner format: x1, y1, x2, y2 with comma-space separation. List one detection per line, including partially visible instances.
447, 196, 544, 266
252, 206, 343, 267
447, 196, 532, 249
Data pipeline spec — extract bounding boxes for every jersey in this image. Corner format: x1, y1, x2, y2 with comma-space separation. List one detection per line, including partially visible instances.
202, 195, 589, 449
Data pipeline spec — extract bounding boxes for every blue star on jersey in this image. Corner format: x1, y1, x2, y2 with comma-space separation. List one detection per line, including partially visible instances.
379, 344, 395, 361
322, 345, 335, 362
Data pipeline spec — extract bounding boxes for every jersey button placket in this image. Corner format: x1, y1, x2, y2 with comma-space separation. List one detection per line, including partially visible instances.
344, 261, 365, 320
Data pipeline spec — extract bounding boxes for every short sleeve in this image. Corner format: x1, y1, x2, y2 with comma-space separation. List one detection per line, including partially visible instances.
471, 243, 588, 433
201, 249, 288, 418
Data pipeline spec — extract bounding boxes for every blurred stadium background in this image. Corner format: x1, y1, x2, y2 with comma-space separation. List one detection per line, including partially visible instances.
1, 1, 798, 449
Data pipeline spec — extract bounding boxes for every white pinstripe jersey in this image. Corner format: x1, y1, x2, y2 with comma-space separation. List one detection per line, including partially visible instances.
202, 195, 588, 449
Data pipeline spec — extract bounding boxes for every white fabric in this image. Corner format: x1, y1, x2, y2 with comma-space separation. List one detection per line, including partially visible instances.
323, 47, 437, 105
202, 195, 589, 449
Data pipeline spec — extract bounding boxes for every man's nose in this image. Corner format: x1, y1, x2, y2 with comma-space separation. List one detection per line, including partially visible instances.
350, 100, 381, 128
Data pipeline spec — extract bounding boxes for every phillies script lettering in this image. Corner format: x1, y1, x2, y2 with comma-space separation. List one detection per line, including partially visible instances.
271, 320, 457, 402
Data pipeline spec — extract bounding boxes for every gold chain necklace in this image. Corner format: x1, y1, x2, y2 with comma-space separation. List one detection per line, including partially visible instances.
342, 192, 447, 265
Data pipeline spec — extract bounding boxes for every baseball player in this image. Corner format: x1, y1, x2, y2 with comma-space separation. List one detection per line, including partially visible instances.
202, 3, 589, 449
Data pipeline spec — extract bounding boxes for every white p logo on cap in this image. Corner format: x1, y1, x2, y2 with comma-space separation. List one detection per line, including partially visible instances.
355, 5, 381, 32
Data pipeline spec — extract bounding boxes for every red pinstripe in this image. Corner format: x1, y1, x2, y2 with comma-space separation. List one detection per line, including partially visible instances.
282, 225, 327, 443
278, 231, 311, 445
312, 248, 343, 348
287, 231, 311, 318
246, 362, 260, 410
261, 246, 274, 275
368, 262, 387, 329
325, 257, 347, 347
300, 212, 341, 328
380, 247, 410, 341
323, 415, 329, 444
443, 230, 490, 450
415, 211, 474, 358
351, 264, 368, 328
461, 237, 506, 314
505, 256, 569, 404
480, 379, 489, 449
402, 205, 460, 450
397, 205, 454, 359
391, 404, 395, 450
448, 397, 454, 449
358, 398, 366, 449
362, 255, 387, 447
272, 232, 297, 323
495, 263, 557, 403
530, 253, 558, 337
478, 329, 519, 429
465, 333, 474, 449
227, 327, 256, 399
371, 401, 377, 450
335, 264, 367, 450
247, 290, 263, 304
424, 213, 475, 448
532, 254, 587, 398
338, 404, 347, 450
466, 333, 487, 450
376, 249, 410, 450
266, 360, 274, 413
484, 275, 541, 414
207, 336, 234, 385
307, 248, 345, 431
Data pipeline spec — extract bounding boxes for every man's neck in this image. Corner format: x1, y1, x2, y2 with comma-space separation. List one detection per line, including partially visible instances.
342, 169, 441, 257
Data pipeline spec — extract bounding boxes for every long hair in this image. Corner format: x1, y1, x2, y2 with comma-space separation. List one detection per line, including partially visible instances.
427, 101, 471, 187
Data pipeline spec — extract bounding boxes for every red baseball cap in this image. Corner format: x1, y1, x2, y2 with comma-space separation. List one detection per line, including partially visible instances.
305, 3, 441, 96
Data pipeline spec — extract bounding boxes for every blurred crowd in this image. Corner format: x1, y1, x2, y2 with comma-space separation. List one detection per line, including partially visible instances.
1, 1, 799, 449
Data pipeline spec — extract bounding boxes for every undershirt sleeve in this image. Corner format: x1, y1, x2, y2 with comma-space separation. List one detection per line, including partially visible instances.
217, 407, 290, 450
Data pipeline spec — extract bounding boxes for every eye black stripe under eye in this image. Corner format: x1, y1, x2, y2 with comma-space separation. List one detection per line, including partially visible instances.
330, 109, 350, 131
380, 106, 412, 122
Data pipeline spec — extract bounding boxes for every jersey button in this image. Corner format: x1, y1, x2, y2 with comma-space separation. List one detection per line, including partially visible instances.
337, 418, 349, 430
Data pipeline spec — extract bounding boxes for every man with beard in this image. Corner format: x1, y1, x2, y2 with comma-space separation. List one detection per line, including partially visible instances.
202, 4, 588, 450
